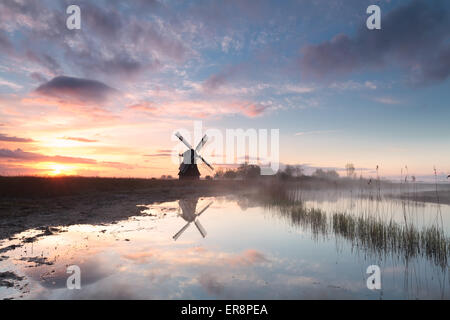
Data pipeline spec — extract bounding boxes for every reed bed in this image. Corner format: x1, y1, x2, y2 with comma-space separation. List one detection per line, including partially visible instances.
331, 212, 448, 269
258, 182, 449, 270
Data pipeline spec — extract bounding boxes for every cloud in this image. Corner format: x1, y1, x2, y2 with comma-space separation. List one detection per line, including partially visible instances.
25, 50, 62, 75
81, 2, 124, 40
67, 50, 147, 80
373, 97, 401, 105
221, 36, 242, 53
198, 273, 225, 296
0, 78, 22, 90
0, 1, 187, 80
34, 76, 117, 105
25, 256, 113, 290
364, 81, 377, 90
127, 101, 158, 113
238, 103, 268, 117
0, 30, 13, 54
295, 130, 339, 136
282, 85, 315, 94
100, 161, 136, 170
128, 99, 271, 119
144, 153, 172, 157
202, 64, 245, 91
60, 136, 99, 143
299, 0, 450, 86
144, 149, 174, 157
0, 148, 96, 164
224, 249, 269, 267
0, 133, 34, 142
0, 148, 139, 171
30, 72, 47, 84
122, 247, 269, 269
187, 0, 273, 33
329, 80, 377, 91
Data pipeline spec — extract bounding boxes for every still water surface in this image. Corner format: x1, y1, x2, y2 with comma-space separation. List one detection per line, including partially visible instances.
0, 193, 448, 299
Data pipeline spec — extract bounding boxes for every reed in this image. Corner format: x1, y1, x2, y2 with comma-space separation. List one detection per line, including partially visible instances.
261, 185, 449, 270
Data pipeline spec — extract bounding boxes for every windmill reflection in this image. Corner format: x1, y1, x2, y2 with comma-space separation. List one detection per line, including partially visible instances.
173, 198, 213, 241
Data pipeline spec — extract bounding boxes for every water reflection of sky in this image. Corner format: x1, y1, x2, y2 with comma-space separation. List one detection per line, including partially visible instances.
0, 196, 448, 300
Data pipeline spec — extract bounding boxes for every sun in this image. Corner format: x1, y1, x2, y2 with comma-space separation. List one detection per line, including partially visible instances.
50, 164, 64, 176
48, 164, 73, 176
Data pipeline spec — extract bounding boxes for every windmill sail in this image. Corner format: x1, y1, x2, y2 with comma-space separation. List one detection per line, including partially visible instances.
194, 220, 207, 238
173, 198, 212, 241
195, 134, 208, 152
197, 154, 214, 171
173, 222, 191, 240
175, 132, 193, 150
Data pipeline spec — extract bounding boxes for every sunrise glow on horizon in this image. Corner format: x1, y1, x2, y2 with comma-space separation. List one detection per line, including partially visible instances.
0, 0, 449, 181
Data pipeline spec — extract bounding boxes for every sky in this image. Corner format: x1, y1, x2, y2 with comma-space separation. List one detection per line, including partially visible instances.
0, 0, 449, 180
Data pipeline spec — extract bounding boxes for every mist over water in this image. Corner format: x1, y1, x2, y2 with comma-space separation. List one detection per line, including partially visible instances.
0, 188, 448, 300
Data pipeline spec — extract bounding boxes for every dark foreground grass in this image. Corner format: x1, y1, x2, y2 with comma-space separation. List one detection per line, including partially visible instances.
0, 175, 399, 198
0, 176, 242, 198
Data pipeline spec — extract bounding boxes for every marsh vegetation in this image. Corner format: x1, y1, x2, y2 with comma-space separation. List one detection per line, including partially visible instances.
0, 175, 448, 299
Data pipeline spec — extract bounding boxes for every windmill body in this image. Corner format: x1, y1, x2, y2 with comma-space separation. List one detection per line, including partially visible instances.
175, 132, 213, 180
178, 149, 200, 179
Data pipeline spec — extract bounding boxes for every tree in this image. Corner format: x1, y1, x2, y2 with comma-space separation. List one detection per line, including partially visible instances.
326, 170, 339, 179
313, 169, 339, 180
223, 170, 237, 179
284, 165, 294, 177
345, 163, 356, 178
293, 165, 304, 177
277, 164, 303, 180
214, 169, 224, 179
237, 163, 261, 179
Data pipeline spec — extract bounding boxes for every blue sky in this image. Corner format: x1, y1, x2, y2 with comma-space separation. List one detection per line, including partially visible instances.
0, 0, 449, 179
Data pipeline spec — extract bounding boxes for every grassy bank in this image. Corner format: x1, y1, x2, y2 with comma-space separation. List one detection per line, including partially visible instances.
0, 176, 241, 198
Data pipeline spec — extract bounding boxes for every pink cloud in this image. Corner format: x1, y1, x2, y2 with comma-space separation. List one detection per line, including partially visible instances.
0, 148, 97, 164
135, 100, 270, 119
238, 103, 268, 117
60, 136, 99, 143
127, 101, 158, 113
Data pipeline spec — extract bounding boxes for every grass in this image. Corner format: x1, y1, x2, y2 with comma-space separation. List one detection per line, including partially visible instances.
331, 212, 448, 269
0, 176, 244, 198
259, 182, 449, 270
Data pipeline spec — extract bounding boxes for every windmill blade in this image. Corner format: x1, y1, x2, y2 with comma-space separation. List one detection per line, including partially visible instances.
195, 152, 214, 171
194, 220, 207, 238
175, 132, 193, 150
196, 201, 213, 216
173, 222, 191, 241
195, 134, 208, 152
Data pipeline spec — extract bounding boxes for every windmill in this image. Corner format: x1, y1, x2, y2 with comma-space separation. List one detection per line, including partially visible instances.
175, 132, 213, 180
173, 198, 213, 241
